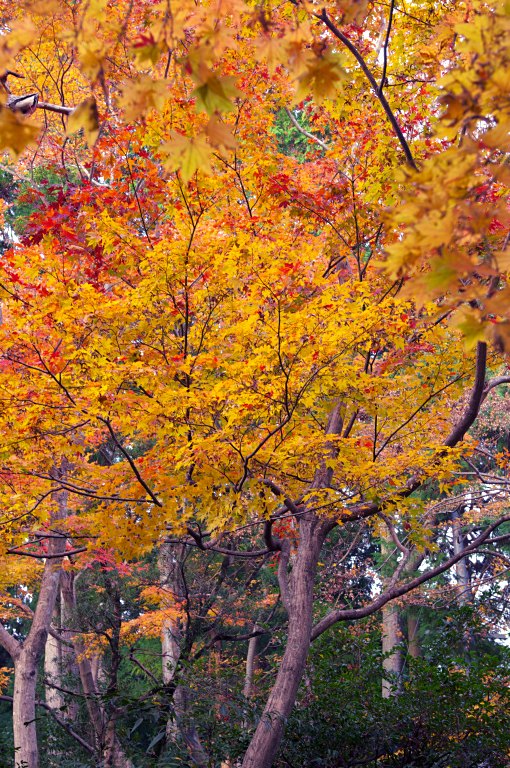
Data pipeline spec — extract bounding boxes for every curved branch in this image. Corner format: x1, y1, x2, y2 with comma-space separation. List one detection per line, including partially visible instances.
378, 0, 395, 94
99, 417, 162, 506
312, 513, 510, 639
0, 625, 20, 660
316, 9, 417, 170
284, 108, 329, 151
445, 341, 487, 446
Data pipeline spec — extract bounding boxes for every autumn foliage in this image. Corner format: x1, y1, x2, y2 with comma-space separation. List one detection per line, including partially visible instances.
0, 1, 509, 767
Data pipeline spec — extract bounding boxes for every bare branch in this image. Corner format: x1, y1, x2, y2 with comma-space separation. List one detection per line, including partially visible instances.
0, 695, 94, 754
37, 101, 74, 115
0, 625, 20, 660
378, 0, 395, 94
284, 108, 329, 151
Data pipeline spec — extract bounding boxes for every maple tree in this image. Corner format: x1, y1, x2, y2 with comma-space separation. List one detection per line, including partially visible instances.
0, 0, 509, 767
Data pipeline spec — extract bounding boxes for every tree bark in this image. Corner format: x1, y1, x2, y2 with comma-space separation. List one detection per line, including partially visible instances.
407, 610, 421, 659
241, 515, 325, 768
452, 510, 471, 604
243, 625, 261, 699
380, 525, 403, 698
12, 555, 64, 768
44, 605, 64, 711
381, 602, 403, 698
159, 543, 208, 767
13, 650, 39, 768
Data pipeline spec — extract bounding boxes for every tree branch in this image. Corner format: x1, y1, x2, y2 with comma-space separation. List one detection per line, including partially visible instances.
445, 341, 487, 447
37, 101, 74, 115
0, 625, 20, 660
311, 514, 510, 638
316, 9, 417, 170
378, 0, 395, 94
0, 695, 94, 754
99, 418, 162, 506
284, 108, 329, 151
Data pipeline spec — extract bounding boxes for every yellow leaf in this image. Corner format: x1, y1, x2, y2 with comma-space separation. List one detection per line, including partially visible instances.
437, 93, 465, 123
0, 106, 40, 158
67, 98, 100, 147
494, 250, 510, 272
118, 76, 168, 120
160, 132, 213, 182
453, 310, 487, 350
205, 116, 237, 150
295, 52, 345, 105
482, 120, 510, 151
192, 74, 242, 115
0, 18, 38, 70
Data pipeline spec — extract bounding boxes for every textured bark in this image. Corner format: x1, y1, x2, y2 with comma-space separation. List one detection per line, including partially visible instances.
241, 516, 326, 768
380, 526, 403, 698
12, 556, 64, 768
44, 606, 64, 712
13, 651, 39, 768
10, 476, 69, 768
381, 602, 403, 698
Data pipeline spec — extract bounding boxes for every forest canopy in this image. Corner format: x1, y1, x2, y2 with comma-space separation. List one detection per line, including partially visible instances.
0, 1, 509, 767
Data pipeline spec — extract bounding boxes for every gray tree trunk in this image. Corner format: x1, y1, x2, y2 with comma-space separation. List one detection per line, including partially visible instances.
3, 480, 69, 768
243, 625, 261, 699
381, 602, 403, 698
11, 555, 64, 768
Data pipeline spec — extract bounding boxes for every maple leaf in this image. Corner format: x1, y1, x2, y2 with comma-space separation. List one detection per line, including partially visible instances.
192, 73, 242, 115
205, 115, 237, 150
67, 97, 100, 147
160, 131, 213, 181
295, 52, 346, 105
118, 76, 168, 120
0, 106, 40, 157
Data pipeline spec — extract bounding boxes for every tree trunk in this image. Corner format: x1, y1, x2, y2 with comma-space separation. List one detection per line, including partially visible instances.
452, 510, 471, 604
243, 625, 261, 699
13, 649, 39, 768
44, 606, 64, 711
381, 602, 403, 698
11, 554, 64, 768
380, 526, 403, 698
159, 543, 208, 767
60, 571, 132, 767
241, 516, 325, 768
407, 610, 420, 659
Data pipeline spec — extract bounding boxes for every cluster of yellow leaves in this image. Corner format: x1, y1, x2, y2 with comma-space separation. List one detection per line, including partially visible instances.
121, 606, 183, 642
0, 0, 503, 576
385, 0, 510, 346
0, 666, 13, 695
